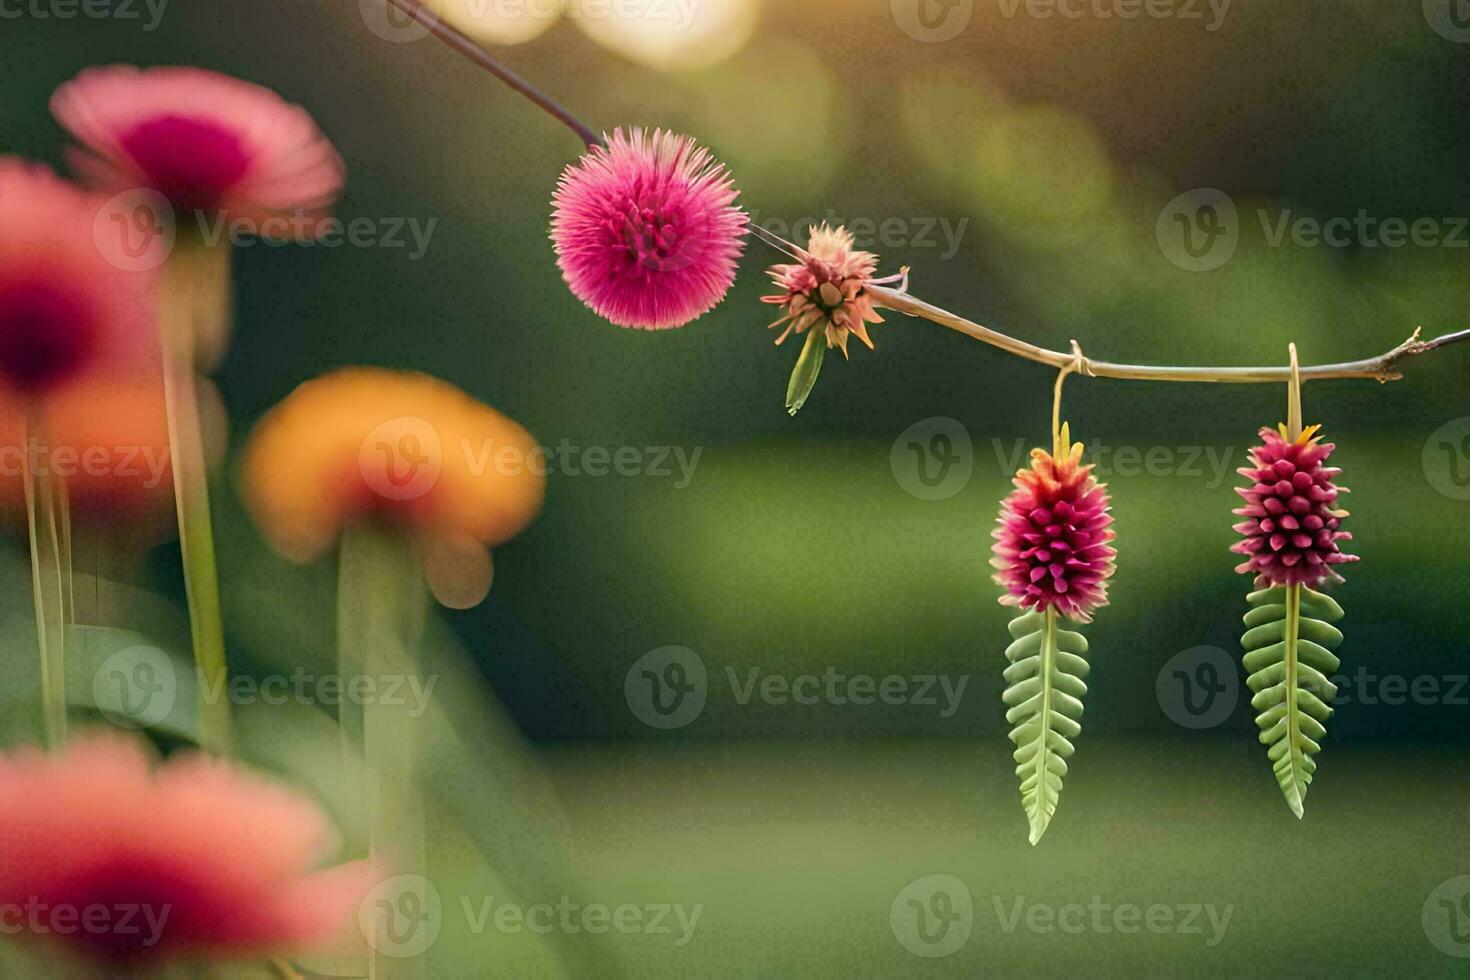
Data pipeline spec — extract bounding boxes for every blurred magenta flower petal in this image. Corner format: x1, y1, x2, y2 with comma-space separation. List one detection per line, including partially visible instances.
0, 732, 375, 966
991, 435, 1117, 624
1231, 424, 1359, 587
550, 127, 747, 330
51, 65, 344, 228
0, 159, 155, 397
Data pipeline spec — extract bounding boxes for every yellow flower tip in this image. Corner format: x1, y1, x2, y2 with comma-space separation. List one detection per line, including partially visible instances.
1276, 421, 1324, 445
240, 367, 546, 603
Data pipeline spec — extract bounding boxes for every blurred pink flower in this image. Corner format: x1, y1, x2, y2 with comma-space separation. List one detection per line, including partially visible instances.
551, 127, 748, 330
0, 159, 155, 397
0, 732, 374, 966
51, 65, 343, 228
761, 223, 907, 358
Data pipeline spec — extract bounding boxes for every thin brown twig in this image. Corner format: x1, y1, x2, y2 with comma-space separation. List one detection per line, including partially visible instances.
381, 0, 602, 148
387, 2, 1470, 386
868, 285, 1470, 384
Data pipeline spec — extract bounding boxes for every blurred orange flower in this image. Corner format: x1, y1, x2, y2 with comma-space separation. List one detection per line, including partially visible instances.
240, 368, 546, 606
0, 374, 179, 541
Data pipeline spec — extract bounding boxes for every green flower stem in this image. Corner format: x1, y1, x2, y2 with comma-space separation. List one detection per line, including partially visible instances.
338, 525, 428, 979
22, 411, 67, 747
160, 242, 231, 754
56, 479, 74, 627
1286, 343, 1303, 439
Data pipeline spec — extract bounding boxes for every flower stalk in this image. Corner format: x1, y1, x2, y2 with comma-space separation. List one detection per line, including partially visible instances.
22, 411, 67, 748
338, 525, 428, 980
159, 240, 232, 754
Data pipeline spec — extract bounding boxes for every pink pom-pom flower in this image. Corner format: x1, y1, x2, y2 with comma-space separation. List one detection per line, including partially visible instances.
0, 159, 154, 397
550, 127, 748, 330
1231, 423, 1358, 587
50, 65, 343, 226
0, 732, 375, 967
991, 430, 1117, 623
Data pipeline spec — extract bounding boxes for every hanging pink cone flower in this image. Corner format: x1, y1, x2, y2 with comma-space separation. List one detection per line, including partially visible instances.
991, 428, 1116, 623
0, 159, 154, 397
1231, 424, 1358, 587
50, 65, 343, 226
761, 223, 909, 358
550, 127, 748, 330
0, 733, 375, 967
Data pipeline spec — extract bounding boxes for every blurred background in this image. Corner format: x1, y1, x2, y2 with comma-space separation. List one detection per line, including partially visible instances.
3, 0, 1470, 975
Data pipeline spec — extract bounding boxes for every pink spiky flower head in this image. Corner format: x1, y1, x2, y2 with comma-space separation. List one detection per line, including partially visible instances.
0, 159, 154, 397
550, 127, 748, 330
991, 425, 1117, 623
0, 732, 375, 967
762, 223, 908, 358
1231, 423, 1358, 587
51, 65, 343, 227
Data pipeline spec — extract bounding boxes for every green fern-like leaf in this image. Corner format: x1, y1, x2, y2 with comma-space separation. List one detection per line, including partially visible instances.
1003, 608, 1091, 845
1241, 584, 1345, 818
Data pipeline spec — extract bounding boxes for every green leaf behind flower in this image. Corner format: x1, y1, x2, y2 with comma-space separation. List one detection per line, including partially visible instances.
1003, 607, 1091, 845
1241, 584, 1345, 818
784, 328, 826, 416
